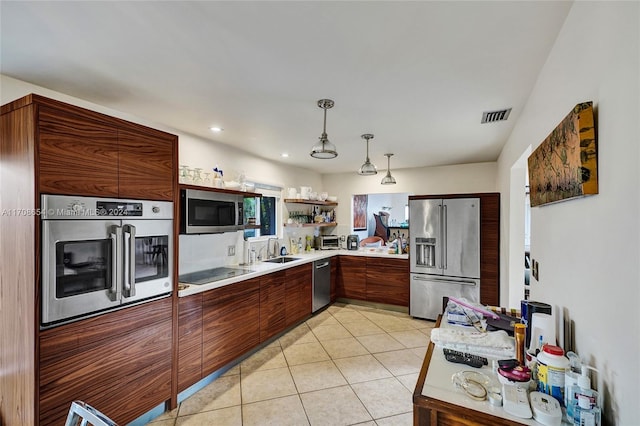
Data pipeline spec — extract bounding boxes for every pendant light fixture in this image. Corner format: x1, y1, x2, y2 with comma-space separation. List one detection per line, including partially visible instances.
357, 133, 377, 175
381, 153, 397, 185
310, 99, 338, 159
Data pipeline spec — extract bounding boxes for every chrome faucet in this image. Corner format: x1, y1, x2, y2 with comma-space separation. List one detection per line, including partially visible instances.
267, 237, 279, 259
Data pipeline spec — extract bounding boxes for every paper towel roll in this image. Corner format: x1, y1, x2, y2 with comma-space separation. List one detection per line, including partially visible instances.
528, 313, 555, 353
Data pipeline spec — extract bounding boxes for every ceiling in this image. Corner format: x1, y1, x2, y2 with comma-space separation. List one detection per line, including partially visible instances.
0, 1, 572, 174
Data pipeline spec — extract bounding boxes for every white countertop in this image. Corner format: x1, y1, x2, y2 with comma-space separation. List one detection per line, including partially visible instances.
420, 321, 571, 425
178, 249, 408, 297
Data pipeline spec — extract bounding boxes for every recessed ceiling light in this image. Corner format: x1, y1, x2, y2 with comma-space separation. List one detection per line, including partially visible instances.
281, 153, 289, 158
209, 126, 224, 132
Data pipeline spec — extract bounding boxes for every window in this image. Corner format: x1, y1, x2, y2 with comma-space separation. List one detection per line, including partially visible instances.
243, 183, 282, 239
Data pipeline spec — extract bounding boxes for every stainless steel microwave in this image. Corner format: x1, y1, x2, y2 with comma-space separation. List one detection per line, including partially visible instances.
180, 188, 244, 234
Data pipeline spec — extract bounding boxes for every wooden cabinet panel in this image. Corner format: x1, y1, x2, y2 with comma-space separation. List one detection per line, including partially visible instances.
38, 106, 119, 197
0, 103, 38, 426
177, 293, 203, 393
118, 128, 175, 201
36, 99, 176, 200
479, 193, 500, 307
366, 257, 409, 306
337, 256, 366, 300
285, 264, 312, 326
202, 278, 260, 377
260, 270, 287, 342
39, 298, 172, 426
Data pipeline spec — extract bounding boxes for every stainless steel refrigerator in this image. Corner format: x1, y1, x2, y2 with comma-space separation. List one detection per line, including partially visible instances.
409, 197, 480, 320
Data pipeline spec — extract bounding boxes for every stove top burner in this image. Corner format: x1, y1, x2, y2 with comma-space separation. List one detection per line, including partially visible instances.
179, 267, 254, 285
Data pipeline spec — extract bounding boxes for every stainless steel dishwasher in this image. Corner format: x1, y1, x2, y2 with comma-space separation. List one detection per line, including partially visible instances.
312, 259, 331, 312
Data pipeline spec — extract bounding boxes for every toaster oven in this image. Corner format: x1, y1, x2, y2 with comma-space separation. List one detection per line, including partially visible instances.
315, 235, 340, 250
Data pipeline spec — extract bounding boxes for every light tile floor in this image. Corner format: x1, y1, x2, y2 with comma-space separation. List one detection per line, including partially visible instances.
148, 302, 436, 426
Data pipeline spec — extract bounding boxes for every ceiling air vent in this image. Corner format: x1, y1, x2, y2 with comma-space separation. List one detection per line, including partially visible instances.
481, 108, 512, 124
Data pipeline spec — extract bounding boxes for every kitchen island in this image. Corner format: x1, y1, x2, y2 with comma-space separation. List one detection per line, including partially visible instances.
414, 316, 549, 426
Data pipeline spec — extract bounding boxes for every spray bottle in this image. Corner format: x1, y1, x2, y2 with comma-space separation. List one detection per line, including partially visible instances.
564, 351, 582, 421
571, 365, 601, 426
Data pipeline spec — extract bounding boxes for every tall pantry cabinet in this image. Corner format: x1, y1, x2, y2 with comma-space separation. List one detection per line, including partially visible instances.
0, 94, 178, 425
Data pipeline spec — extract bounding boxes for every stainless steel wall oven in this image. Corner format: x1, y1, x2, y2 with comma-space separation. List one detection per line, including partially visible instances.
41, 195, 173, 327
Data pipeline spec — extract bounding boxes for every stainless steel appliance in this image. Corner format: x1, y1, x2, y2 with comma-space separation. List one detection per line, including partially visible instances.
179, 266, 254, 285
315, 235, 340, 250
409, 197, 480, 320
347, 234, 359, 250
312, 259, 331, 312
41, 195, 173, 326
180, 188, 244, 234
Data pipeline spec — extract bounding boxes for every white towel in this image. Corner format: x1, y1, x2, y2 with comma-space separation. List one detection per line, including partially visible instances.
431, 328, 515, 358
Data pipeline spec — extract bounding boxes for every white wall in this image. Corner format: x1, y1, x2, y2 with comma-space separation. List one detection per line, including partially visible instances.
322, 162, 497, 238
496, 2, 639, 424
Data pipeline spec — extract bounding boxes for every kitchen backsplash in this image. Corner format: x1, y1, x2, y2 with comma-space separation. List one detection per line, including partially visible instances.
179, 232, 245, 275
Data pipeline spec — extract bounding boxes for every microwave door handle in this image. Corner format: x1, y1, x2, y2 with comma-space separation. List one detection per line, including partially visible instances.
110, 226, 122, 300
123, 225, 136, 297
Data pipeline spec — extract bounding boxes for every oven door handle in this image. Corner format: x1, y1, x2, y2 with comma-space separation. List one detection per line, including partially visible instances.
123, 224, 136, 297
110, 226, 122, 300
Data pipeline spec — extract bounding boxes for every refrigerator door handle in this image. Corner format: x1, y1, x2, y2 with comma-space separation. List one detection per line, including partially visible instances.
443, 204, 448, 270
411, 275, 477, 286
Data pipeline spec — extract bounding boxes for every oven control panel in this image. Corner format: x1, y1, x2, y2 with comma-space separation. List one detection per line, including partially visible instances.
41, 195, 173, 220
96, 201, 143, 216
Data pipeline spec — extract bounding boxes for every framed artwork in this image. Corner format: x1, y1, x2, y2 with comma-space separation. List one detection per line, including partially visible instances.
528, 102, 598, 207
353, 194, 368, 230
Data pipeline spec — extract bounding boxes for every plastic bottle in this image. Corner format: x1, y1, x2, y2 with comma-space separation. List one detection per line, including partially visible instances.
536, 344, 569, 404
514, 323, 526, 366
565, 351, 582, 421
572, 366, 601, 426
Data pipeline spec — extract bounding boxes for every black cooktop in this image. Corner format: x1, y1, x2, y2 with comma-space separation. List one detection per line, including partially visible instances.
179, 267, 254, 285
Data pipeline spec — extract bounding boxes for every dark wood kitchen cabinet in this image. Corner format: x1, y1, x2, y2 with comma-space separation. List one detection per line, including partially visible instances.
177, 293, 203, 393
33, 95, 176, 200
38, 105, 119, 197
38, 298, 173, 426
366, 257, 409, 306
337, 256, 367, 300
202, 278, 261, 377
260, 270, 287, 342
285, 264, 313, 327
1, 94, 178, 426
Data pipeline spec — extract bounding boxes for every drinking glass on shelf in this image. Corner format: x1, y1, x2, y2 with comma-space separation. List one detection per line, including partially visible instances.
179, 165, 190, 183
192, 168, 203, 185
202, 172, 212, 187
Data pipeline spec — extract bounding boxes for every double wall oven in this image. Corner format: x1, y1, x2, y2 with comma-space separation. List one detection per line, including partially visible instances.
41, 194, 174, 327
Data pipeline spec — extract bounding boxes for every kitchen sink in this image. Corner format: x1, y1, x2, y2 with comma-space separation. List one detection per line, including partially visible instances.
263, 256, 300, 264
